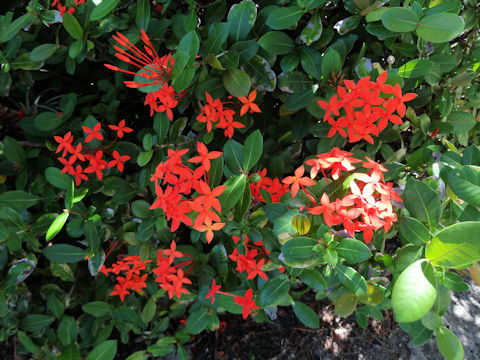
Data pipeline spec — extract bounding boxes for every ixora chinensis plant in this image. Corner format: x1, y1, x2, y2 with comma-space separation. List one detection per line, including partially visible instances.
0, 0, 479, 359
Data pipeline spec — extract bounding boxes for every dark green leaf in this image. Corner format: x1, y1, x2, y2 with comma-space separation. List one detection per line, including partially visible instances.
293, 301, 319, 328
257, 276, 290, 308
223, 68, 250, 97
227, 0, 257, 42
381, 8, 419, 32
135, 0, 150, 31
85, 340, 117, 360
90, 0, 121, 21
43, 244, 86, 263
416, 13, 464, 43
336, 238, 372, 264
0, 190, 39, 210
243, 130, 263, 171
63, 13, 83, 40
20, 314, 55, 332
266, 6, 304, 30
258, 31, 294, 55
30, 43, 57, 62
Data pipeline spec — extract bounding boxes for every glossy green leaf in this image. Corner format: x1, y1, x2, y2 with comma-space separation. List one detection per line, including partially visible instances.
20, 314, 55, 332
227, 0, 257, 42
82, 301, 112, 317
301, 47, 322, 80
3, 136, 25, 164
244, 55, 276, 92
63, 13, 83, 40
258, 31, 294, 55
280, 237, 323, 267
436, 326, 463, 360
223, 139, 243, 174
448, 166, 480, 207
90, 0, 120, 21
17, 331, 41, 355
397, 59, 433, 78
43, 244, 86, 263
202, 22, 229, 55
293, 301, 319, 328
299, 12, 323, 45
416, 13, 464, 43
299, 269, 327, 290
218, 174, 247, 214
267, 6, 304, 30
381, 8, 419, 32
336, 265, 367, 295
141, 298, 156, 323
336, 238, 372, 264
34, 111, 64, 131
391, 260, 437, 323
186, 306, 209, 334
85, 340, 117, 360
243, 130, 263, 171
0, 190, 40, 210
446, 111, 476, 135
30, 43, 57, 62
0, 13, 36, 44
135, 0, 150, 31
403, 177, 441, 228
426, 222, 480, 269
59, 344, 81, 360
257, 275, 290, 308
399, 217, 431, 245
223, 69, 250, 97
58, 315, 78, 346
45, 167, 71, 190
321, 49, 341, 80
398, 321, 434, 345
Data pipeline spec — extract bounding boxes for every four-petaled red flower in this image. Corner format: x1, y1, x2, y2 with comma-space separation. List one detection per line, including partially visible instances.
238, 89, 261, 116
108, 119, 133, 138
82, 122, 104, 143
234, 289, 259, 319
206, 278, 221, 304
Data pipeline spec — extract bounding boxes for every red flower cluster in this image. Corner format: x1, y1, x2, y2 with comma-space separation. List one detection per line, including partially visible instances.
317, 71, 418, 144
196, 90, 260, 139
52, 0, 85, 16
304, 148, 402, 243
54, 120, 132, 186
105, 31, 185, 120
100, 241, 193, 301
152, 241, 193, 299
149, 142, 226, 242
249, 168, 289, 203
99, 256, 152, 302
229, 234, 269, 281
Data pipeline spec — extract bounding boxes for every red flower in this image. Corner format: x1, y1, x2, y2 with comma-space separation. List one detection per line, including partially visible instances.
206, 278, 221, 304
108, 151, 130, 172
282, 165, 316, 198
105, 30, 174, 89
233, 289, 259, 319
108, 119, 133, 138
72, 165, 88, 186
82, 122, 103, 143
238, 89, 261, 116
188, 142, 222, 172
54, 131, 73, 157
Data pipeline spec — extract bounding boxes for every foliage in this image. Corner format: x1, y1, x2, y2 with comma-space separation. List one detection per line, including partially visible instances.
0, 0, 479, 359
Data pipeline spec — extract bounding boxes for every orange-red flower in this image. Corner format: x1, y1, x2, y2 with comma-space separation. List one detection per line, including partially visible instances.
282, 165, 316, 198
108, 119, 133, 138
238, 89, 261, 116
234, 289, 259, 319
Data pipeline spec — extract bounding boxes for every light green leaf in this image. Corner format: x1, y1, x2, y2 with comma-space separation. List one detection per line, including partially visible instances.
448, 166, 480, 207
336, 238, 372, 264
426, 221, 480, 269
218, 174, 247, 214
436, 326, 463, 360
403, 177, 441, 228
381, 8, 419, 32
46, 212, 69, 241
416, 13, 464, 43
391, 260, 437, 323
